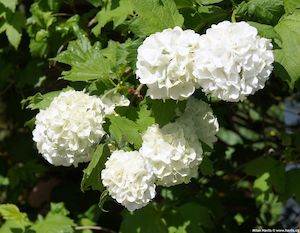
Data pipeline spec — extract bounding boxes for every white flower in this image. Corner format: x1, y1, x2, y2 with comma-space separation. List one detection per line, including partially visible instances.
33, 90, 107, 167
139, 123, 203, 187
101, 91, 130, 115
193, 21, 274, 102
136, 27, 201, 100
177, 97, 219, 148
101, 150, 156, 211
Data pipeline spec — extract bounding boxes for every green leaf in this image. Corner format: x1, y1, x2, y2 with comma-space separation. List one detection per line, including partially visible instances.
31, 203, 75, 233
274, 10, 300, 88
254, 173, 270, 193
99, 39, 142, 71
81, 144, 110, 192
195, 0, 224, 5
55, 15, 86, 38
87, 0, 102, 7
0, 204, 29, 227
120, 204, 168, 233
8, 161, 45, 189
108, 115, 142, 149
174, 0, 193, 9
199, 156, 214, 176
92, 0, 133, 36
0, 0, 18, 11
244, 157, 285, 193
284, 0, 300, 14
0, 220, 27, 233
1, 11, 25, 49
248, 22, 281, 44
148, 99, 185, 126
101, 40, 129, 67
168, 222, 189, 233
285, 169, 300, 202
129, 0, 184, 36
98, 190, 109, 212
178, 203, 213, 229
53, 36, 112, 82
217, 128, 243, 146
197, 5, 228, 24
21, 88, 71, 110
5, 24, 21, 49
163, 203, 213, 233
27, 3, 56, 29
236, 126, 260, 141
125, 38, 143, 71
236, 0, 284, 25
136, 104, 155, 132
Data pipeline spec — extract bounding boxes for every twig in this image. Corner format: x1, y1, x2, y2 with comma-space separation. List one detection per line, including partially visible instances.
52, 13, 72, 17
75, 226, 116, 233
134, 83, 144, 96
88, 17, 97, 28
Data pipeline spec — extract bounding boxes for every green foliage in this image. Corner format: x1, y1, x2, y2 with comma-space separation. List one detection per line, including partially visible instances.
136, 104, 155, 132
1, 0, 300, 232
0, 204, 29, 227
199, 156, 214, 176
285, 169, 300, 203
129, 0, 184, 36
217, 128, 243, 146
108, 115, 142, 149
284, 0, 300, 14
236, 0, 285, 25
0, 2, 25, 49
244, 157, 285, 193
0, 0, 18, 11
30, 203, 75, 233
92, 0, 133, 36
195, 0, 224, 5
147, 99, 185, 126
120, 204, 167, 233
53, 37, 112, 82
248, 22, 281, 42
22, 90, 62, 110
274, 10, 300, 88
164, 203, 214, 233
8, 160, 45, 189
81, 144, 110, 192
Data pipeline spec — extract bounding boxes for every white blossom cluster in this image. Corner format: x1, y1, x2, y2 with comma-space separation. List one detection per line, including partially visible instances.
136, 27, 201, 100
193, 21, 274, 101
101, 150, 156, 212
136, 21, 274, 102
33, 90, 129, 167
177, 97, 219, 148
101, 98, 219, 210
139, 122, 203, 187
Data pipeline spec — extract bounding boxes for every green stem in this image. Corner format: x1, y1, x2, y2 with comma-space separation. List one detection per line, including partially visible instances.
231, 8, 237, 23
100, 86, 120, 100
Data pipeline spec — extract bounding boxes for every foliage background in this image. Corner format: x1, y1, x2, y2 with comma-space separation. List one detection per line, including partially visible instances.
0, 0, 300, 232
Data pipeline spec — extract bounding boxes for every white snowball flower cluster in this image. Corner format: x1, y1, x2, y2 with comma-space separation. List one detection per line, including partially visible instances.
33, 90, 129, 167
101, 150, 156, 212
139, 123, 203, 187
136, 21, 274, 102
177, 97, 219, 148
193, 21, 274, 102
136, 27, 201, 100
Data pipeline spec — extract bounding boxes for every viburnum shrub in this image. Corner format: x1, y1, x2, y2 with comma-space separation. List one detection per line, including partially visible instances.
2, 0, 300, 232
31, 20, 273, 210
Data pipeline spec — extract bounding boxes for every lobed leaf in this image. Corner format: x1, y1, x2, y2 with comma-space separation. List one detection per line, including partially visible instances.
129, 0, 184, 36
274, 10, 300, 88
108, 115, 142, 149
